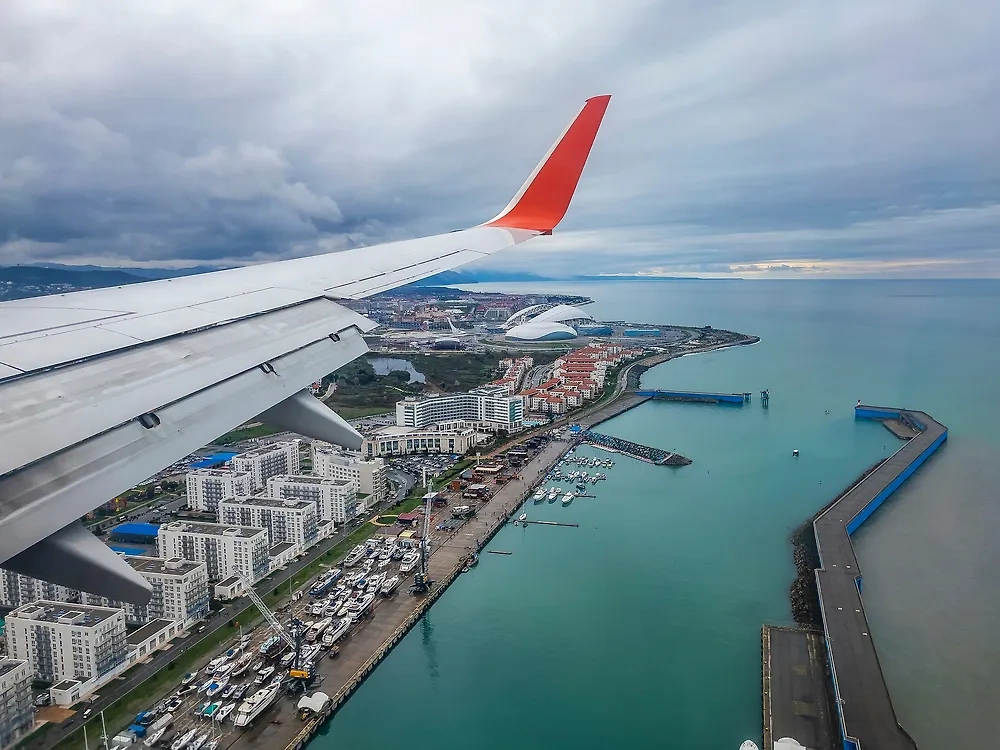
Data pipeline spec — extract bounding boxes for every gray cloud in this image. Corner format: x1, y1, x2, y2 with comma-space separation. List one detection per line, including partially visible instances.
1, 0, 999, 276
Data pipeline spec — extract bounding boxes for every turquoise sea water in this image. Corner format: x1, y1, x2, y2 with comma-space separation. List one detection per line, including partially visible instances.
316, 280, 1000, 750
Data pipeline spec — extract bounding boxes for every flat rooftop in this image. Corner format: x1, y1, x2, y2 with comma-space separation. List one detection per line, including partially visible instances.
10, 601, 120, 626
127, 619, 175, 646
215, 575, 242, 589
0, 660, 27, 679
125, 556, 204, 576
160, 521, 265, 538
235, 443, 296, 458
188, 468, 249, 478
225, 496, 313, 510
271, 474, 351, 486
269, 542, 295, 557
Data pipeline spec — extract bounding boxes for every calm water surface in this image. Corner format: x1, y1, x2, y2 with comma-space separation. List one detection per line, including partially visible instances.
315, 280, 1000, 750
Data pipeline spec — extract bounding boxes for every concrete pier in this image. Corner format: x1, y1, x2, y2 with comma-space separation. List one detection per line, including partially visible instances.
636, 389, 746, 404
762, 626, 837, 750
806, 406, 946, 750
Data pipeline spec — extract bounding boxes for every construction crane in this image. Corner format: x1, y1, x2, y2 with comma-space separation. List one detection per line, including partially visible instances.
230, 568, 313, 689
410, 482, 436, 595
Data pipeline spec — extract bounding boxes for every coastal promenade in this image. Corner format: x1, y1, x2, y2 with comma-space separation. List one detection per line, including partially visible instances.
800, 406, 946, 750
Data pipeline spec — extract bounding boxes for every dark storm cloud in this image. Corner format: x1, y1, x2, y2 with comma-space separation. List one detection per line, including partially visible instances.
1, 1, 999, 276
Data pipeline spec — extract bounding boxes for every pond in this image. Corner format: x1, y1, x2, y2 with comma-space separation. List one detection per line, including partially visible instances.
368, 357, 426, 383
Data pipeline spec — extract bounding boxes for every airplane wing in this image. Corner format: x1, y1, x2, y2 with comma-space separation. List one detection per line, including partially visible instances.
0, 95, 611, 602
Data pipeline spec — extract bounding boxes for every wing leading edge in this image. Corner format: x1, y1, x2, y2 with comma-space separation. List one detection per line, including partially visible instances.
0, 96, 611, 602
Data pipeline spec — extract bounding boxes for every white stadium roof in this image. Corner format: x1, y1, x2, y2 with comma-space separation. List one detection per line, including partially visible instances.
531, 304, 595, 324
505, 321, 579, 341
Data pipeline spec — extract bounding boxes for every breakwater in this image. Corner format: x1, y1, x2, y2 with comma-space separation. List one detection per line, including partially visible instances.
579, 430, 692, 466
636, 389, 746, 404
809, 406, 945, 750
788, 461, 884, 628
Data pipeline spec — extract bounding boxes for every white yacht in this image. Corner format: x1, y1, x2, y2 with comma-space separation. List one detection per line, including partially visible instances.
189, 733, 209, 750
205, 676, 228, 697
214, 703, 235, 723
343, 544, 367, 567
380, 576, 400, 596
171, 728, 197, 750
233, 683, 282, 728
561, 492, 574, 505
307, 617, 332, 642
400, 551, 420, 574
253, 665, 275, 684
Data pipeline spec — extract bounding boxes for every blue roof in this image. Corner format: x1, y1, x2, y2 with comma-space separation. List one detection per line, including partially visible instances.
110, 545, 147, 556
189, 451, 238, 469
112, 522, 160, 536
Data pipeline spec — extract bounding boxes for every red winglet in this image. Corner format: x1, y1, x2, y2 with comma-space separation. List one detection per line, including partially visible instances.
485, 95, 611, 233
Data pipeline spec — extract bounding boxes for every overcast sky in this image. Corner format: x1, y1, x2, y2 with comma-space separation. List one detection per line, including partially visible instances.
2, 1, 999, 278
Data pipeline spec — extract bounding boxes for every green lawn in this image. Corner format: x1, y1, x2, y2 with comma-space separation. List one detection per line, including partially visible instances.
213, 423, 284, 444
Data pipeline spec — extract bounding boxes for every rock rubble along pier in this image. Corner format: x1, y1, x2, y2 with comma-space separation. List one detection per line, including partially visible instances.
579, 430, 691, 466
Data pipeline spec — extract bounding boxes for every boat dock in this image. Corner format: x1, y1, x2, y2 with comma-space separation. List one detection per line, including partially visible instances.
636, 389, 747, 404
765, 405, 946, 750
521, 520, 580, 528
580, 430, 692, 466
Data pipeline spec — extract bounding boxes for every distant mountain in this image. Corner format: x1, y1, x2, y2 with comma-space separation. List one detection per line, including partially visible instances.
30, 262, 226, 279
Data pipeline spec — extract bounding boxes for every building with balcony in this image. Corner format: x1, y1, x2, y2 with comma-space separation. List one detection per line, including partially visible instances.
185, 469, 253, 513
157, 522, 269, 583
5, 602, 127, 689
267, 474, 359, 524
218, 496, 318, 551
81, 556, 209, 628
231, 442, 301, 491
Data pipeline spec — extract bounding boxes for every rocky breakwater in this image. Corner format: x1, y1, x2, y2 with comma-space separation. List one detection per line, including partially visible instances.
788, 460, 886, 627
579, 431, 692, 467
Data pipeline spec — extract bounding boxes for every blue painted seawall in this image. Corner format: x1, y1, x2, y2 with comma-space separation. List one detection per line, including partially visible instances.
850, 405, 948, 535
636, 390, 745, 404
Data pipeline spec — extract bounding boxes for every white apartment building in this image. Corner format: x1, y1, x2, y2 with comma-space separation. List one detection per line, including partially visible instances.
362, 422, 486, 458
0, 570, 78, 609
185, 469, 253, 513
231, 441, 301, 491
312, 444, 388, 508
0, 660, 33, 750
6, 602, 127, 686
268, 474, 360, 524
395, 386, 523, 433
218, 496, 318, 551
157, 522, 270, 584
81, 556, 209, 628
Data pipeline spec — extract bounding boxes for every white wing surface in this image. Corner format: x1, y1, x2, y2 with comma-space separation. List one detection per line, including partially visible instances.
0, 96, 611, 602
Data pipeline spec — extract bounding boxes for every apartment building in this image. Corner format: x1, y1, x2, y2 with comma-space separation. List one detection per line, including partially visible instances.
361, 422, 485, 458
6, 602, 127, 686
218, 497, 318, 551
231, 441, 300, 491
185, 469, 253, 513
312, 444, 388, 508
0, 660, 33, 750
157, 522, 269, 583
0, 571, 77, 609
81, 556, 209, 628
268, 474, 360, 524
395, 386, 523, 433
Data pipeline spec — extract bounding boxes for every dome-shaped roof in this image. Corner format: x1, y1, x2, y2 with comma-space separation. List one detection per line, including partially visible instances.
530, 304, 594, 324
505, 321, 578, 341
506, 304, 549, 324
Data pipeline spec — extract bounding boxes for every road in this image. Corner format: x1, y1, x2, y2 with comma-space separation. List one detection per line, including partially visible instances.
32, 472, 417, 750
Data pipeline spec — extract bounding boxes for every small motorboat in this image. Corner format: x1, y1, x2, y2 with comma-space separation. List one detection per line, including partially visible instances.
739, 742, 760, 750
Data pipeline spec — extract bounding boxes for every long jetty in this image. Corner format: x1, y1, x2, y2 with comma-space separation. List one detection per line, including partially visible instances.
766, 405, 946, 750
636, 389, 747, 404
580, 430, 692, 466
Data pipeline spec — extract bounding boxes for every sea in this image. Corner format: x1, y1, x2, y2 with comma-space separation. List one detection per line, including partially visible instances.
314, 279, 1000, 750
